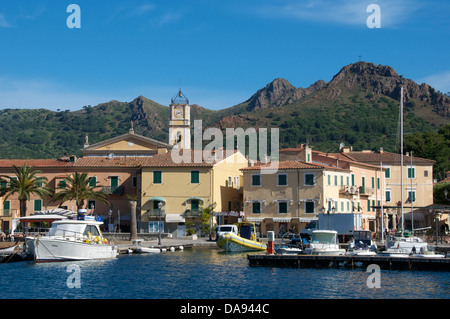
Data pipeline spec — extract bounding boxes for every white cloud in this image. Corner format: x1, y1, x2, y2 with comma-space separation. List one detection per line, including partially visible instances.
419, 71, 450, 94
252, 0, 421, 27
0, 13, 11, 27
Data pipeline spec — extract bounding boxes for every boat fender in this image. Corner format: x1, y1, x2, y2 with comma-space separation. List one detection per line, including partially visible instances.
103, 238, 108, 244
94, 236, 101, 243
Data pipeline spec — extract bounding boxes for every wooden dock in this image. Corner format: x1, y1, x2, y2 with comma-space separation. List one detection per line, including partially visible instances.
247, 253, 450, 271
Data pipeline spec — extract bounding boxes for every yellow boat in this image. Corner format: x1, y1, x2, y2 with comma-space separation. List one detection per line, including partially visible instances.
217, 222, 267, 252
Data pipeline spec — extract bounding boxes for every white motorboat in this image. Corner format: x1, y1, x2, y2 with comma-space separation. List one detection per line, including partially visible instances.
275, 245, 303, 255
26, 216, 118, 263
386, 235, 428, 254
347, 230, 377, 256
304, 230, 346, 256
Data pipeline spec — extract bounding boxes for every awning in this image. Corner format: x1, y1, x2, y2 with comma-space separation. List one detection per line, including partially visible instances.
292, 217, 318, 222
182, 197, 204, 205
19, 214, 69, 223
141, 197, 166, 210
165, 214, 185, 223
214, 211, 244, 217
246, 217, 264, 222
404, 212, 426, 221
273, 217, 292, 222
148, 197, 166, 203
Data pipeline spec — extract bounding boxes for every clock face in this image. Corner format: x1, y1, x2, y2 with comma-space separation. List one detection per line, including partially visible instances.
175, 108, 183, 118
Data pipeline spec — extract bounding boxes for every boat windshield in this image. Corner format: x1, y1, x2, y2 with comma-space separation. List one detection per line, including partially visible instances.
312, 232, 336, 244
48, 223, 85, 238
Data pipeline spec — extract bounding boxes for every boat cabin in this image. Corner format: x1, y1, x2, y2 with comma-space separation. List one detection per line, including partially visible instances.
311, 230, 339, 245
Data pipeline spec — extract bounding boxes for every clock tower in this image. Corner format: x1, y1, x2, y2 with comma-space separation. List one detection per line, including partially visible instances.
169, 89, 191, 149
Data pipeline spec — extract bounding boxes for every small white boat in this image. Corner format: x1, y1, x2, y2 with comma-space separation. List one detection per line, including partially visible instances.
304, 230, 346, 256
377, 248, 410, 258
0, 245, 17, 256
347, 230, 377, 256
276, 246, 303, 255
134, 246, 161, 254
26, 214, 118, 263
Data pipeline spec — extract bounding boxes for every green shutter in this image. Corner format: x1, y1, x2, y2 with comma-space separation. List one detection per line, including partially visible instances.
351, 174, 355, 186
278, 174, 287, 186
34, 199, 42, 211
153, 171, 162, 184
89, 176, 96, 187
3, 200, 10, 210
191, 171, 200, 184
252, 202, 261, 214
252, 174, 261, 186
191, 200, 199, 210
279, 202, 288, 214
385, 168, 390, 178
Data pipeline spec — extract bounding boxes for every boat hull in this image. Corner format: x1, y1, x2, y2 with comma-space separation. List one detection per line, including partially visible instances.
304, 248, 346, 256
217, 234, 267, 252
31, 237, 118, 263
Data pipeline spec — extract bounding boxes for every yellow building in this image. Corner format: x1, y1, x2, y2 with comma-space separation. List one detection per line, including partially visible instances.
241, 159, 353, 237
140, 149, 248, 237
340, 147, 435, 231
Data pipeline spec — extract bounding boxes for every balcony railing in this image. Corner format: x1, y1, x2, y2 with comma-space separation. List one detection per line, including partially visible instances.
339, 185, 359, 195
358, 186, 374, 196
0, 209, 18, 217
145, 209, 166, 218
184, 209, 203, 217
101, 186, 124, 195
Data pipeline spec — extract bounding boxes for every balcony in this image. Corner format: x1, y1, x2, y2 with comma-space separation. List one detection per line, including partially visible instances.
101, 186, 124, 195
339, 186, 358, 195
184, 209, 203, 217
358, 186, 374, 196
145, 209, 166, 218
0, 209, 18, 217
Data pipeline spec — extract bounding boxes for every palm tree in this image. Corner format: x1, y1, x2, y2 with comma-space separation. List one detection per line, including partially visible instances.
52, 172, 109, 211
0, 164, 52, 217
128, 195, 138, 241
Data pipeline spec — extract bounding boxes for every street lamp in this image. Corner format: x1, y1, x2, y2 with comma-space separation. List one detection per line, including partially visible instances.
158, 201, 163, 246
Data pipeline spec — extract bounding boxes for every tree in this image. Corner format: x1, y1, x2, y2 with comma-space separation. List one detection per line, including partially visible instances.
52, 172, 109, 211
0, 164, 52, 217
201, 203, 217, 239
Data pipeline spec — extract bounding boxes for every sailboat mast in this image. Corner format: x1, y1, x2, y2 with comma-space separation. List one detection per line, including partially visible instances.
411, 150, 414, 236
400, 86, 404, 235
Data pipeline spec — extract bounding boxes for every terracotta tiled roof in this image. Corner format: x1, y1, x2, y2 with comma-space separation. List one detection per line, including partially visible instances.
339, 151, 435, 165
0, 159, 73, 168
72, 157, 149, 167
241, 160, 347, 171
142, 149, 240, 167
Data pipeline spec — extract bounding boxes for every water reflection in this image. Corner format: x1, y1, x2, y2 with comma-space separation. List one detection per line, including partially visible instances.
1, 249, 449, 299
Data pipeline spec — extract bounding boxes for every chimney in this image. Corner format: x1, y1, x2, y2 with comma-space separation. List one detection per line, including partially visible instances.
379, 147, 384, 154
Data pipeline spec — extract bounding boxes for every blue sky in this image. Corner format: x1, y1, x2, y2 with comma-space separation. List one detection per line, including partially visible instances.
0, 0, 449, 111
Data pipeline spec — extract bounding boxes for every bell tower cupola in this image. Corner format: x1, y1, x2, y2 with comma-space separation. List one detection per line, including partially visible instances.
168, 89, 191, 149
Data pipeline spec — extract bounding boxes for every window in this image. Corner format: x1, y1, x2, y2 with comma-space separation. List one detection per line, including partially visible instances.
367, 200, 370, 212
148, 221, 164, 233
110, 176, 119, 188
278, 202, 288, 214
351, 174, 355, 186
34, 199, 42, 211
191, 200, 199, 210
407, 190, 416, 203
334, 175, 338, 186
251, 174, 261, 186
385, 189, 391, 202
89, 176, 96, 188
341, 201, 344, 212
304, 173, 315, 186
84, 225, 100, 237
327, 174, 331, 186
191, 171, 200, 184
385, 167, 391, 179
3, 200, 10, 211
340, 175, 344, 186
305, 201, 315, 214
346, 176, 350, 186
372, 177, 375, 189
132, 176, 137, 188
424, 170, 428, 177
277, 174, 288, 186
252, 202, 261, 214
377, 178, 380, 189
88, 200, 95, 210
372, 200, 375, 212
58, 180, 66, 189
407, 166, 415, 179
153, 171, 162, 184
153, 200, 163, 210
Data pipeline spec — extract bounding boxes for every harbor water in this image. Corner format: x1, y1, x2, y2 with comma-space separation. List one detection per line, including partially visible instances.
1, 248, 449, 300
